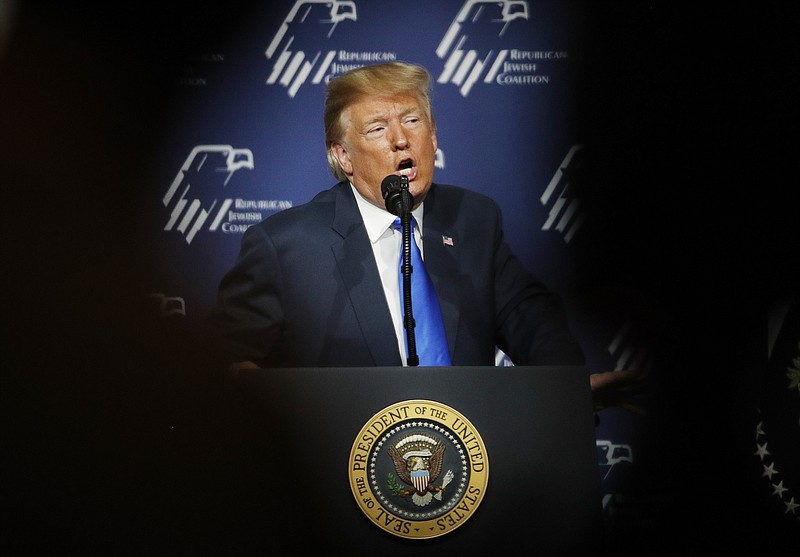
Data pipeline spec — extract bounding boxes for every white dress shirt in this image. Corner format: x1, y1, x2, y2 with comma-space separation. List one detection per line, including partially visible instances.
351, 183, 425, 366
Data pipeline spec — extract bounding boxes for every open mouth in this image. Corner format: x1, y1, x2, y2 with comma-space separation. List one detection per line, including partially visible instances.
396, 158, 416, 178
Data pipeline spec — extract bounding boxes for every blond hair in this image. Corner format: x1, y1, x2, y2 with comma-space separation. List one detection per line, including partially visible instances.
324, 61, 435, 181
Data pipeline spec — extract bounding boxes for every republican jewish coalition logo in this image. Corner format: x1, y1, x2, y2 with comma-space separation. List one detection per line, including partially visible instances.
162, 145, 292, 244
264, 1, 396, 97
163, 145, 253, 244
437, 0, 566, 97
349, 400, 489, 539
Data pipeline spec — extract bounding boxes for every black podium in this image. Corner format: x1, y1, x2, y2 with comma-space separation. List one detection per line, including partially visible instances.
233, 365, 602, 555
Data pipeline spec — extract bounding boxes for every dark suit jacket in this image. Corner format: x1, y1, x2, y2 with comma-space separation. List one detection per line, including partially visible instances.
212, 181, 584, 367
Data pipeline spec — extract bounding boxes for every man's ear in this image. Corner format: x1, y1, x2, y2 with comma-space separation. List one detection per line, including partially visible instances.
331, 143, 353, 175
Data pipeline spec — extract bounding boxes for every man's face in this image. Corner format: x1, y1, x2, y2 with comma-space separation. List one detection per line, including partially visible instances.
331, 94, 438, 210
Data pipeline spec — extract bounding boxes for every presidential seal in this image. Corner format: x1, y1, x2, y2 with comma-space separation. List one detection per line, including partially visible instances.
348, 400, 489, 539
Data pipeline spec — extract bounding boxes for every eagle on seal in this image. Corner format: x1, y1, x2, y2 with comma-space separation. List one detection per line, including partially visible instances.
387, 434, 448, 506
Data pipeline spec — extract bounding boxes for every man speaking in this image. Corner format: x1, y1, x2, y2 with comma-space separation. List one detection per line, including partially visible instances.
212, 61, 585, 372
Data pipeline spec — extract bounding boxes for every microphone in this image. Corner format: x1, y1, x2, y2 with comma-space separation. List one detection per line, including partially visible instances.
381, 173, 419, 365
381, 174, 413, 216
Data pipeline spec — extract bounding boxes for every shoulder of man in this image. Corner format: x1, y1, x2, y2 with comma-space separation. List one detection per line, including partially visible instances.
252, 180, 350, 231
427, 183, 501, 216
430, 182, 496, 202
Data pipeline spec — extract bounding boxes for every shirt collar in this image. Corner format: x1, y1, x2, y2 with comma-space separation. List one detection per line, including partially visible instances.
351, 183, 424, 243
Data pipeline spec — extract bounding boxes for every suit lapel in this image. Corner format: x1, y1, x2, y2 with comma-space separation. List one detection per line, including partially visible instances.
422, 187, 461, 359
330, 183, 402, 366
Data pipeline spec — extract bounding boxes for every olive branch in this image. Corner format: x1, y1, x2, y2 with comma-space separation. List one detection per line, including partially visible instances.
386, 473, 404, 495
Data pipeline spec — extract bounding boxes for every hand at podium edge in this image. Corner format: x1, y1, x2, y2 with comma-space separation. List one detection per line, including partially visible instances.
590, 368, 649, 415
228, 360, 259, 377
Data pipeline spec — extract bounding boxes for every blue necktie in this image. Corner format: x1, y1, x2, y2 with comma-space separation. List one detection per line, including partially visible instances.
393, 218, 451, 366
